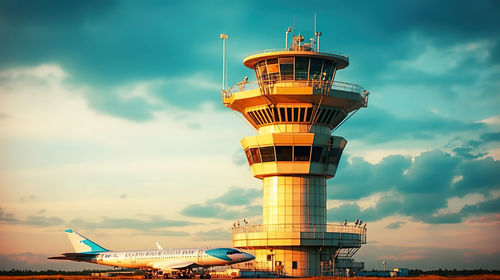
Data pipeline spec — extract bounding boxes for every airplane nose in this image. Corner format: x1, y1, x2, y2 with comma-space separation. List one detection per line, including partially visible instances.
243, 252, 255, 261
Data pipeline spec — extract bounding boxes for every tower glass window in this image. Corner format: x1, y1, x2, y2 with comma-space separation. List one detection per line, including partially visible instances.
295, 57, 309, 80
250, 148, 262, 163
294, 146, 311, 161
245, 149, 254, 165
309, 58, 323, 80
279, 57, 294, 80
276, 146, 293, 161
260, 146, 276, 162
267, 58, 279, 81
322, 60, 334, 81
257, 61, 267, 78
311, 146, 323, 162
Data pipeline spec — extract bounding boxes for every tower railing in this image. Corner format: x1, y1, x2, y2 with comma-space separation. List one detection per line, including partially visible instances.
233, 223, 366, 235
222, 80, 368, 105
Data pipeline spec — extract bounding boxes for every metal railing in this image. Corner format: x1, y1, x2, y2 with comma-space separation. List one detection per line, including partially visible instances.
232, 223, 366, 235
223, 80, 368, 100
246, 48, 349, 60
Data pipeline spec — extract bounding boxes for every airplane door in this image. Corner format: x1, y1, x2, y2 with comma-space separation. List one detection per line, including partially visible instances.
197, 250, 203, 262
131, 252, 136, 264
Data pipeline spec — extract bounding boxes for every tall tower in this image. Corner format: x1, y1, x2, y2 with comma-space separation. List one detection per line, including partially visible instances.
222, 34, 369, 277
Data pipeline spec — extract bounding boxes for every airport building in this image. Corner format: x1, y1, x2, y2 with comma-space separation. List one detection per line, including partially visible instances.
221, 32, 369, 277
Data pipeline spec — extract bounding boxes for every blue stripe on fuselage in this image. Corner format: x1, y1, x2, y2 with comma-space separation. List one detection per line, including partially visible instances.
205, 248, 232, 261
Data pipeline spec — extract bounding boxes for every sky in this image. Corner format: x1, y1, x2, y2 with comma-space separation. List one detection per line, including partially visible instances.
0, 0, 499, 272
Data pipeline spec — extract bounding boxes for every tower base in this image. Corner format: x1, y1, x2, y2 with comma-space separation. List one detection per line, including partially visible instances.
233, 224, 366, 277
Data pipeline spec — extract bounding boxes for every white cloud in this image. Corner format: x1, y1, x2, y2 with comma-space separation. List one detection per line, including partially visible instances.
0, 64, 256, 248
394, 38, 495, 75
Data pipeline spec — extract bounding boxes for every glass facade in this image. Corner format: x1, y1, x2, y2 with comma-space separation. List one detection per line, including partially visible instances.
244, 145, 343, 166
254, 56, 337, 83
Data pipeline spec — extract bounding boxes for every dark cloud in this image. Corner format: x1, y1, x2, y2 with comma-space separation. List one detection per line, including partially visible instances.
480, 132, 500, 143
181, 187, 261, 220
84, 90, 162, 121
358, 244, 500, 270
232, 150, 247, 166
208, 187, 260, 206
0, 207, 19, 223
24, 215, 64, 227
1, 207, 64, 227
335, 107, 484, 144
329, 149, 500, 224
330, 154, 411, 200
450, 132, 500, 160
386, 221, 406, 229
0, 0, 497, 121
194, 228, 232, 241
0, 206, 192, 234
70, 216, 195, 232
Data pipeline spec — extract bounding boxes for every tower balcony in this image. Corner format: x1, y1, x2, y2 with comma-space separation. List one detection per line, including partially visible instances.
232, 223, 366, 248
222, 80, 368, 111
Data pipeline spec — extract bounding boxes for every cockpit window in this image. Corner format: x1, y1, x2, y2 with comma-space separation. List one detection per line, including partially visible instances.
227, 249, 240, 255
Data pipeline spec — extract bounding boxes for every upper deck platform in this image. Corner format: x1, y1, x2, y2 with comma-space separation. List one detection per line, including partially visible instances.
233, 223, 366, 248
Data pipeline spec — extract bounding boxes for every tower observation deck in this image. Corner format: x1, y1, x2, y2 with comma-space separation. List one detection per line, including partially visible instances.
222, 34, 369, 277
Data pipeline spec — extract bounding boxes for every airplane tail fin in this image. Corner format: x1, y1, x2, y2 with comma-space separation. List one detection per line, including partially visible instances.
64, 229, 108, 253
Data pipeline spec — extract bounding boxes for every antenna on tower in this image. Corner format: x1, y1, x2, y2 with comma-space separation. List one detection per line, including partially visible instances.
314, 14, 322, 52
285, 26, 291, 49
220, 33, 229, 92
314, 12, 317, 39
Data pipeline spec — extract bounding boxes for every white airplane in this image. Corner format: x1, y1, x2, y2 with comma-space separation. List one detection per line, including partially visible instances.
49, 229, 254, 279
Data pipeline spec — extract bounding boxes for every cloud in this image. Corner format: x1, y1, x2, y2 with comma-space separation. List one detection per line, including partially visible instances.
232, 149, 247, 166
335, 106, 484, 144
0, 206, 192, 234
328, 149, 500, 224
1, 207, 64, 227
208, 188, 260, 206
395, 40, 495, 75
386, 221, 406, 229
24, 215, 64, 227
181, 187, 261, 220
448, 131, 500, 159
0, 207, 19, 223
194, 228, 232, 241
70, 216, 195, 231
358, 245, 500, 270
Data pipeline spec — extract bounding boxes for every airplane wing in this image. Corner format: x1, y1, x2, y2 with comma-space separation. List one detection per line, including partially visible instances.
149, 260, 197, 271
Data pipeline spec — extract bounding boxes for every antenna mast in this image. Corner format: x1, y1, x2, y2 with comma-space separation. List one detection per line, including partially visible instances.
220, 34, 229, 91
314, 17, 322, 52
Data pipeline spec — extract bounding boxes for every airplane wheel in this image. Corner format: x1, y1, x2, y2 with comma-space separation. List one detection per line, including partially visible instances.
206, 274, 211, 279
200, 275, 204, 279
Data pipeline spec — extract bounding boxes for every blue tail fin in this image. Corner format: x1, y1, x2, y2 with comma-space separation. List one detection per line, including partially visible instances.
64, 229, 108, 253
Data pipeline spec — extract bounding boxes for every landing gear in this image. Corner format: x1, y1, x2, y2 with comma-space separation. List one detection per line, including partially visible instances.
200, 273, 211, 279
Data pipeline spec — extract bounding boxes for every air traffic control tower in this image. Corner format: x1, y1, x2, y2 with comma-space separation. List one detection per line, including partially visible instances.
222, 33, 369, 277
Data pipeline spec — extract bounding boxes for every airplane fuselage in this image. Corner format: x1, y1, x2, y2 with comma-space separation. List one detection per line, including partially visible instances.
92, 248, 244, 269
50, 230, 255, 275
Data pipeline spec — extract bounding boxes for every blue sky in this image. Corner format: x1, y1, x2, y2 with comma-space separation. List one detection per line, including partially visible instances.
0, 0, 499, 271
